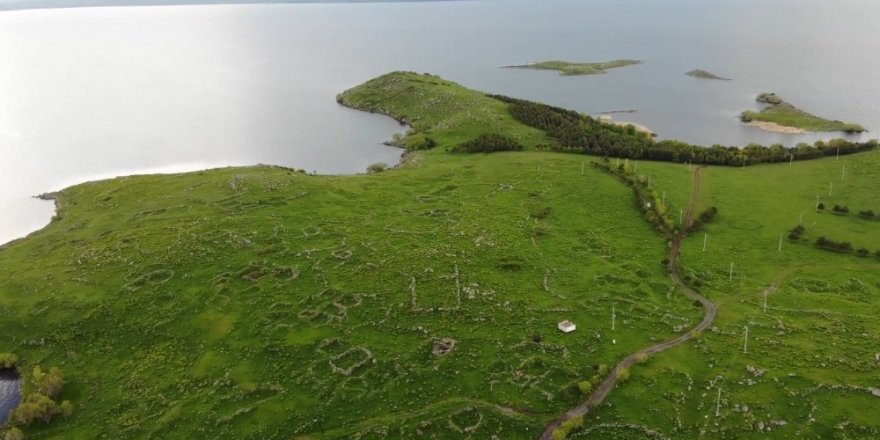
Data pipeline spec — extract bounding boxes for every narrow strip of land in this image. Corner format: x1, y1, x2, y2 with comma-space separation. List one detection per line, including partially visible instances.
541, 166, 716, 439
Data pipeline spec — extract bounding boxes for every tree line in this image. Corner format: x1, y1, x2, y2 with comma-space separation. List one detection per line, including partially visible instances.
486, 94, 878, 166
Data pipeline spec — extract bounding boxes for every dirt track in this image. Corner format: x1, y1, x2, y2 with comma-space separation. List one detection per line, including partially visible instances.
541, 166, 714, 439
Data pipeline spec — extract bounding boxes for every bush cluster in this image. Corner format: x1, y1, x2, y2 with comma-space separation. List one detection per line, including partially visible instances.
9, 366, 73, 429
815, 236, 854, 253
453, 133, 523, 153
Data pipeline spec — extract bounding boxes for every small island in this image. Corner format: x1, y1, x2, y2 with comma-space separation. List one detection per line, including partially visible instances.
502, 59, 642, 76
685, 69, 730, 81
740, 93, 866, 134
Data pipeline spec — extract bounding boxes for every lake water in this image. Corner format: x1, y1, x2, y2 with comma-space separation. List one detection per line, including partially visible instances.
0, 369, 22, 426
1, 0, 879, 245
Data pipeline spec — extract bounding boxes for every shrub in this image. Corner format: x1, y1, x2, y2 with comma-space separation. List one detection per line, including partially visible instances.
404, 133, 437, 151
366, 162, 388, 174
4, 428, 25, 440
60, 401, 74, 420
856, 248, 871, 257
789, 224, 806, 240
832, 205, 850, 215
38, 368, 65, 399
0, 353, 17, 369
616, 367, 631, 381
858, 210, 875, 219
817, 203, 825, 211
577, 380, 593, 395
698, 207, 718, 223
529, 206, 552, 219
635, 352, 649, 364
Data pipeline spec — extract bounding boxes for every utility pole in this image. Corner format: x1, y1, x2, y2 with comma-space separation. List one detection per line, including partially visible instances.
842, 165, 846, 182
715, 387, 722, 417
790, 154, 794, 166
634, 161, 639, 173
778, 233, 784, 252
799, 213, 804, 225
703, 233, 708, 252
829, 181, 833, 196
763, 289, 768, 314
729, 262, 734, 282
581, 161, 585, 176
743, 326, 749, 354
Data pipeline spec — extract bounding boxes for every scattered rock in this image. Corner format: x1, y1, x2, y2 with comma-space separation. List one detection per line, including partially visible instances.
432, 338, 456, 357
871, 388, 880, 398
746, 365, 765, 377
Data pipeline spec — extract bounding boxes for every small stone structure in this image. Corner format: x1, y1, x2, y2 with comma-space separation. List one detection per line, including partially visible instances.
558, 320, 576, 333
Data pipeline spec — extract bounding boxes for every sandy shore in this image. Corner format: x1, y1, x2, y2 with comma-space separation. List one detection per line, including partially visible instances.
745, 120, 807, 134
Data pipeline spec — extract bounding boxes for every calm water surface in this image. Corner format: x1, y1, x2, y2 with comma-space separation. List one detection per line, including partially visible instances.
1, 0, 878, 244
0, 369, 21, 426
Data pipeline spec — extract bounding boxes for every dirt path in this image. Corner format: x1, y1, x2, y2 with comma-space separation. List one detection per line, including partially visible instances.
541, 166, 714, 439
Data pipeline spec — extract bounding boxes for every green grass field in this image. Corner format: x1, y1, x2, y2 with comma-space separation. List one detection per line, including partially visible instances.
502, 60, 642, 76
592, 152, 880, 439
1, 72, 879, 439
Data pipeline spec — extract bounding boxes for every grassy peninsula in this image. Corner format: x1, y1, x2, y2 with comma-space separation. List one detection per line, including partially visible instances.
741, 92, 866, 134
685, 69, 730, 80
1, 72, 880, 439
502, 59, 642, 76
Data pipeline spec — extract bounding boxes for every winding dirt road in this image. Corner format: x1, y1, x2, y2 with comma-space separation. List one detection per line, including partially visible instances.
541, 166, 715, 439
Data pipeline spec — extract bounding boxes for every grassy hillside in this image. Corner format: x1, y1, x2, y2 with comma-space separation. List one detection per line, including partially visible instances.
0, 152, 702, 438
1, 72, 879, 439
336, 71, 550, 150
